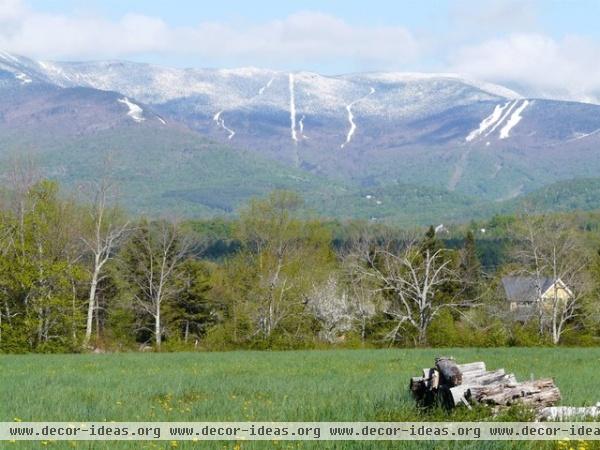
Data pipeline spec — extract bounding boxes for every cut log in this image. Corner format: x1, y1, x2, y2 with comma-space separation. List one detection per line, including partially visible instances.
461, 369, 487, 381
447, 372, 515, 408
457, 362, 486, 373
462, 370, 494, 384
464, 369, 516, 386
435, 357, 462, 387
467, 378, 560, 407
449, 385, 469, 407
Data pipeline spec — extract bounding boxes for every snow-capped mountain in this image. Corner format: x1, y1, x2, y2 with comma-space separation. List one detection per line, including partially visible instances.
2, 51, 523, 127
12, 55, 519, 107
12, 53, 596, 152
1, 50, 600, 221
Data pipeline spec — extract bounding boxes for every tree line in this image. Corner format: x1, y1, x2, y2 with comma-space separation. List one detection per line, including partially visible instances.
0, 178, 599, 353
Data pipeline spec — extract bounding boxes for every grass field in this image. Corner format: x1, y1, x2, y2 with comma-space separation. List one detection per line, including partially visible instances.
2, 348, 600, 449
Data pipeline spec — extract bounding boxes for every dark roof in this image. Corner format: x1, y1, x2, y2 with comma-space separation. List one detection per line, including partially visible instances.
501, 276, 555, 303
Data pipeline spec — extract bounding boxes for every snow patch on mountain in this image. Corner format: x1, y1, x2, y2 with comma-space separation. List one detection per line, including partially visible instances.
341, 87, 375, 148
466, 102, 510, 142
258, 77, 274, 95
298, 115, 307, 139
117, 97, 145, 123
499, 100, 530, 139
486, 100, 519, 137
213, 110, 235, 139
14, 72, 32, 84
341, 104, 356, 149
289, 74, 298, 142
567, 128, 600, 142
38, 60, 77, 83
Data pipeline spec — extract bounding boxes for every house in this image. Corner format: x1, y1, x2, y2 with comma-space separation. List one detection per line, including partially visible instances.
501, 276, 572, 318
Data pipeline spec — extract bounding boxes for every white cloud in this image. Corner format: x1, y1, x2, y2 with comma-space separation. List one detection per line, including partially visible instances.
2, 0, 600, 103
0, 0, 24, 20
0, 2, 420, 70
450, 33, 600, 103
450, 0, 538, 33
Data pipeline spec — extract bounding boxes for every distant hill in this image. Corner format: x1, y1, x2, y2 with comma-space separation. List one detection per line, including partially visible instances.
506, 178, 600, 214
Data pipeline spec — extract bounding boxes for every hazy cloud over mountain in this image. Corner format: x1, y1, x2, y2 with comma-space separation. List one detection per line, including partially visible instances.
450, 33, 600, 104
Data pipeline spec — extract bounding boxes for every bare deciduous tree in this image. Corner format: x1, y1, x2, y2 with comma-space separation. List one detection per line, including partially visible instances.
346, 236, 465, 346
123, 220, 190, 349
80, 177, 129, 347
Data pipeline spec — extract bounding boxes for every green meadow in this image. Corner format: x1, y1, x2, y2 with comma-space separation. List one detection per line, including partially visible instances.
2, 348, 600, 449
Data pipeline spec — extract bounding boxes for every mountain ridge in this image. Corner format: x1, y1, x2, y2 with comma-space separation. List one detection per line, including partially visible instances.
1, 51, 599, 225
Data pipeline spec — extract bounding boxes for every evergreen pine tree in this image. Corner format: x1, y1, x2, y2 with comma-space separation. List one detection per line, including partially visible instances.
421, 225, 442, 255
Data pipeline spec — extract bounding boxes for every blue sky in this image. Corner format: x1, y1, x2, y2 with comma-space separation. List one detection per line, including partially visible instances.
26, 0, 600, 38
2, 0, 600, 101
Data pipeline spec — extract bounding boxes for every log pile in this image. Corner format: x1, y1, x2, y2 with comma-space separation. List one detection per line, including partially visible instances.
410, 357, 561, 413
